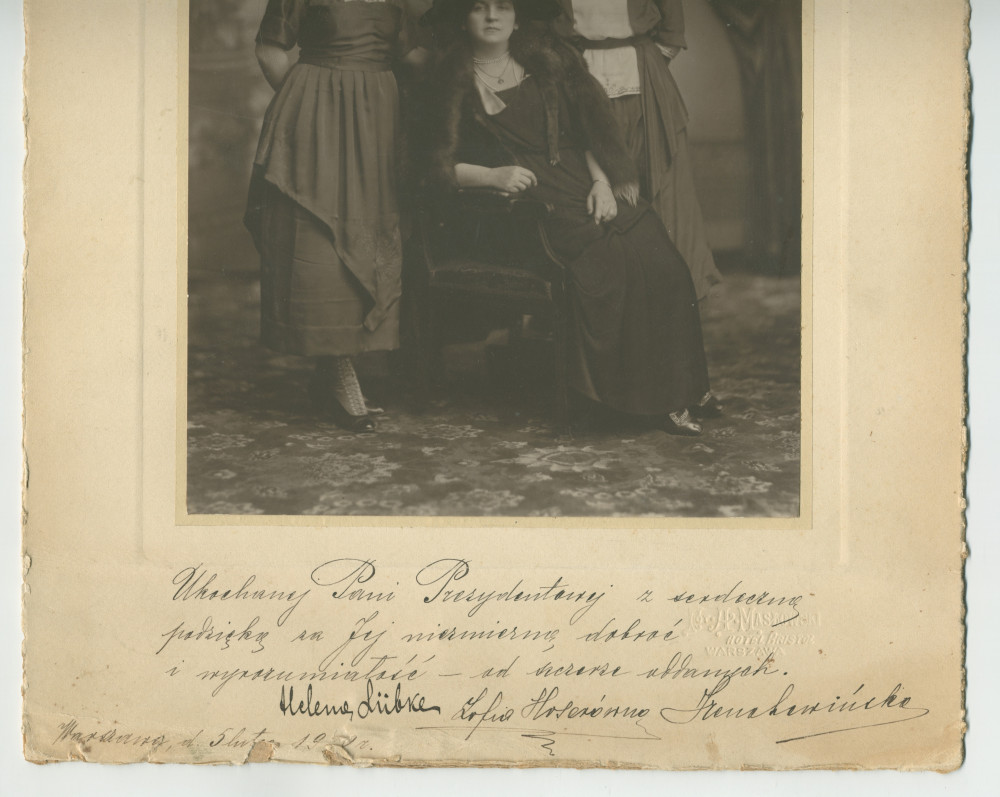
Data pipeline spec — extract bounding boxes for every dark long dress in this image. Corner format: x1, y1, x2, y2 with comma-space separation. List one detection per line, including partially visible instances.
474, 77, 710, 417
246, 0, 416, 356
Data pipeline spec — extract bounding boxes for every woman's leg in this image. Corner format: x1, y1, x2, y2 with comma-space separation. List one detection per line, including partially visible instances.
257, 184, 383, 431
310, 356, 376, 432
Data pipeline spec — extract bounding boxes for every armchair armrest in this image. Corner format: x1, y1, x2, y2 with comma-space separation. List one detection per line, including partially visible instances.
452, 188, 555, 222
415, 188, 567, 276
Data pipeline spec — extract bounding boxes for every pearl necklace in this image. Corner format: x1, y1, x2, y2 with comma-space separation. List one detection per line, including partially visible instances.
474, 53, 524, 89
475, 61, 511, 85
473, 50, 511, 65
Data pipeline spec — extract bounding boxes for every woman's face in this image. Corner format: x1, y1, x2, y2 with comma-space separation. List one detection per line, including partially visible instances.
465, 1, 517, 49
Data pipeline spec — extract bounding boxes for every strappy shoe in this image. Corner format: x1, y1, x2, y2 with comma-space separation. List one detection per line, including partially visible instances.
689, 391, 723, 419
308, 379, 376, 433
658, 409, 703, 437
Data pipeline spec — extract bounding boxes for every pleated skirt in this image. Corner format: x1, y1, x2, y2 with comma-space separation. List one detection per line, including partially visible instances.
248, 62, 403, 356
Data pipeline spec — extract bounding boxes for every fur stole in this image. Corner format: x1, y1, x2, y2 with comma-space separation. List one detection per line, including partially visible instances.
419, 29, 638, 200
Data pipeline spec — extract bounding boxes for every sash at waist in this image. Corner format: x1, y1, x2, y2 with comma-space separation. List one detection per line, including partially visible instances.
572, 33, 650, 51
298, 52, 393, 71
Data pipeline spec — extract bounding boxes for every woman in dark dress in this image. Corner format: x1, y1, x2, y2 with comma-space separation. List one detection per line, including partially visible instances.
422, 0, 720, 434
246, 0, 423, 432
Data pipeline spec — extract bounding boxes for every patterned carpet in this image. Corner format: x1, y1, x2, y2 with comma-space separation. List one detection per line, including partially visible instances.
187, 268, 801, 518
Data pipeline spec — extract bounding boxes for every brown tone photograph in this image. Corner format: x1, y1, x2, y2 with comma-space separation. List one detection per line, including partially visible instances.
186, 0, 803, 517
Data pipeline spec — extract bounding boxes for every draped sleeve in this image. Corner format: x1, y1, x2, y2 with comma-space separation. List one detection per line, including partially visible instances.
256, 0, 305, 51
649, 0, 687, 49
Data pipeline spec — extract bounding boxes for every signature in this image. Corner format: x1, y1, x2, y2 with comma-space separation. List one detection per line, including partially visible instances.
419, 685, 659, 754
659, 675, 929, 744
280, 678, 441, 721
418, 674, 929, 756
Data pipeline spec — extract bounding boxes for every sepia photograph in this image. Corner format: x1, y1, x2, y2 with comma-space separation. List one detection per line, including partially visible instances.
186, 0, 804, 518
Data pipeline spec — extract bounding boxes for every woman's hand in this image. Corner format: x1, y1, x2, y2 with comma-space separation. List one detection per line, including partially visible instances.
587, 180, 618, 224
657, 44, 681, 61
490, 166, 537, 195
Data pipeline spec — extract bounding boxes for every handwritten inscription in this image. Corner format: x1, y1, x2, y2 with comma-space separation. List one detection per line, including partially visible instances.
172, 565, 309, 626
660, 677, 928, 745
671, 581, 804, 625
95, 561, 931, 760
279, 679, 441, 720
416, 559, 605, 624
157, 616, 268, 654
311, 559, 396, 603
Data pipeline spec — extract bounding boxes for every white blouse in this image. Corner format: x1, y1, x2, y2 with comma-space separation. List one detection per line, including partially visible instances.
570, 0, 640, 98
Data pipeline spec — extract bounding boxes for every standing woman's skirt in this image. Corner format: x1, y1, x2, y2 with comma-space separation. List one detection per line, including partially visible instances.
611, 93, 722, 302
246, 62, 403, 357
252, 184, 400, 355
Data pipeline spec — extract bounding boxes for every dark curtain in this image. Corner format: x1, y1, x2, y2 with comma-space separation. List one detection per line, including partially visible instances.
708, 0, 802, 274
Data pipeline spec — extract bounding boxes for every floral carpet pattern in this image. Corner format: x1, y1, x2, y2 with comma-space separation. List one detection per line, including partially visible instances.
188, 270, 801, 517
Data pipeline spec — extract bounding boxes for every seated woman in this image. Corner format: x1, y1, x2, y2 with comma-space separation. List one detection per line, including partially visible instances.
421, 0, 720, 435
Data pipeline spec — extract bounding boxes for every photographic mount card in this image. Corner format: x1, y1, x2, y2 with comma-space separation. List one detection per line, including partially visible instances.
22, 0, 967, 769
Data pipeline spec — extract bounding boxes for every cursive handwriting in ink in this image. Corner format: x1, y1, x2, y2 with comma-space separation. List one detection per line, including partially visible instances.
279, 679, 440, 720
310, 559, 395, 602
452, 688, 514, 739
195, 655, 428, 699
530, 660, 628, 678
54, 720, 168, 753
171, 565, 309, 627
399, 622, 559, 645
669, 582, 803, 626
317, 611, 386, 669
280, 684, 355, 719
659, 675, 929, 743
356, 679, 441, 718
521, 686, 651, 722
208, 727, 279, 750
578, 617, 682, 644
416, 559, 605, 624
639, 651, 778, 681
156, 615, 267, 655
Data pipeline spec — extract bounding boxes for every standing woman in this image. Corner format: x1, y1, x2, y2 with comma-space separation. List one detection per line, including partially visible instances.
551, 0, 722, 300
245, 0, 422, 432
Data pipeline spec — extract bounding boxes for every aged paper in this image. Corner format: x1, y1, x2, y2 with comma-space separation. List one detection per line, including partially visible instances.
21, 0, 967, 770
